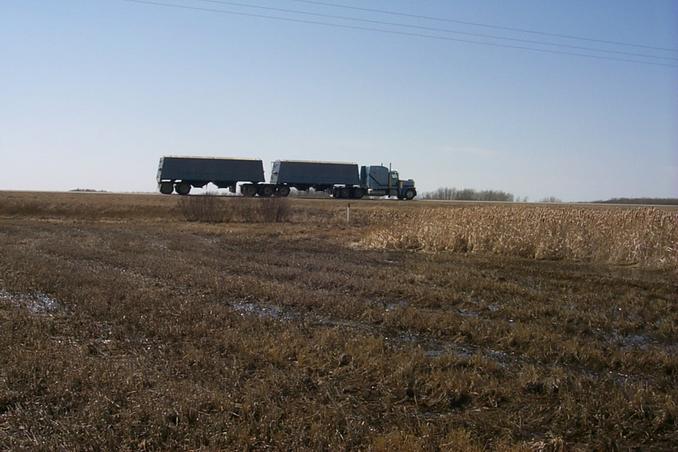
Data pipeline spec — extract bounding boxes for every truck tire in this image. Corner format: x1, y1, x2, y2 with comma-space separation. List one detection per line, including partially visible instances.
159, 182, 174, 195
350, 188, 364, 199
340, 187, 351, 199
175, 182, 191, 196
404, 189, 416, 200
241, 184, 257, 197
258, 185, 274, 197
276, 186, 291, 197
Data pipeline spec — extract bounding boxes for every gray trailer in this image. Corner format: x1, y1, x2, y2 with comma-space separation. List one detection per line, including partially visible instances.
157, 156, 271, 196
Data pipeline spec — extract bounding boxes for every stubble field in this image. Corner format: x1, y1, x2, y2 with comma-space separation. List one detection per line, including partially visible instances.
0, 191, 676, 450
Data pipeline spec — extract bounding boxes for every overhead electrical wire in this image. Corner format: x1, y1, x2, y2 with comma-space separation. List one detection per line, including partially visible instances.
288, 0, 678, 53
189, 0, 678, 62
120, 0, 678, 68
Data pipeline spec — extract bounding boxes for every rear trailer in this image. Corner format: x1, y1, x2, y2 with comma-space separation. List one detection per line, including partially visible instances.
157, 156, 266, 195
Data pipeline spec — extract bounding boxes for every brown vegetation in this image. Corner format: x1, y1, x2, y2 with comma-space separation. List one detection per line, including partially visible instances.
362, 206, 678, 268
0, 191, 676, 449
177, 193, 291, 223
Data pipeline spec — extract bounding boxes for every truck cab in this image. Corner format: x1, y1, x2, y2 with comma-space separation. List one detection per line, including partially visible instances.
360, 165, 416, 200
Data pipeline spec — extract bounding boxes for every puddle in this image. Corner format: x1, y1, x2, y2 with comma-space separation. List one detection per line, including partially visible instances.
607, 332, 653, 349
424, 348, 445, 358
385, 300, 409, 311
229, 299, 371, 329
0, 289, 61, 314
621, 334, 651, 348
487, 303, 500, 312
424, 343, 475, 359
457, 308, 479, 318
385, 331, 476, 360
313, 317, 373, 332
422, 345, 512, 368
486, 349, 510, 364
386, 331, 419, 344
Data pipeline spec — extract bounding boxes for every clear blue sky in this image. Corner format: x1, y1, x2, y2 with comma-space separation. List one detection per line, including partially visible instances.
1, 0, 677, 201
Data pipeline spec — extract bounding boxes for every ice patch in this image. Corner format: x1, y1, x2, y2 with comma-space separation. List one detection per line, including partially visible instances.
0, 289, 60, 314
457, 308, 479, 318
385, 300, 409, 311
487, 303, 500, 312
231, 300, 287, 320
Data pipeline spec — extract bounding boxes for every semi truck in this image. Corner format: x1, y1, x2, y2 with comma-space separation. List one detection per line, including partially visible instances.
157, 156, 417, 200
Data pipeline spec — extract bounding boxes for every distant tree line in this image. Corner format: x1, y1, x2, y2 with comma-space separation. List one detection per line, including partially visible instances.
594, 198, 678, 206
422, 187, 515, 202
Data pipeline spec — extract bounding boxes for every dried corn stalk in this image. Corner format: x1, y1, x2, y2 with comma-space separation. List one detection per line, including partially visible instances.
361, 206, 678, 268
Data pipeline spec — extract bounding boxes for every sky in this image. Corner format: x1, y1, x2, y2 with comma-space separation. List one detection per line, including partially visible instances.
1, 0, 677, 201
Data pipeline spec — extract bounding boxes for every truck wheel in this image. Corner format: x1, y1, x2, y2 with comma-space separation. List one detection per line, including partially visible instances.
340, 187, 351, 199
175, 182, 191, 196
276, 186, 291, 197
241, 184, 257, 197
258, 185, 274, 197
404, 189, 416, 200
350, 188, 364, 199
159, 182, 174, 195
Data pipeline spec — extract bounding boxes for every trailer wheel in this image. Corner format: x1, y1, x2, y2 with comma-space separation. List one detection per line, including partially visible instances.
159, 182, 174, 195
404, 189, 416, 200
350, 188, 364, 199
241, 184, 257, 197
258, 185, 274, 197
276, 186, 291, 197
175, 182, 191, 196
340, 187, 351, 199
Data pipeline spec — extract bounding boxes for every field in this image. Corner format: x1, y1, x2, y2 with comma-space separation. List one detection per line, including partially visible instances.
0, 191, 676, 450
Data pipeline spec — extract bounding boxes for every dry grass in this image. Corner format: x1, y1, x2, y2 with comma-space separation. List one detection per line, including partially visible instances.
362, 205, 678, 268
177, 194, 292, 223
0, 191, 346, 224
0, 192, 676, 450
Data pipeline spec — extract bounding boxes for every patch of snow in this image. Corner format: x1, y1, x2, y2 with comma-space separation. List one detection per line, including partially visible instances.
231, 300, 285, 320
0, 289, 60, 314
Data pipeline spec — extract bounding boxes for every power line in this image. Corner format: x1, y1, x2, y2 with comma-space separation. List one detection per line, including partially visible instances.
288, 0, 678, 53
120, 0, 678, 68
191, 0, 678, 62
